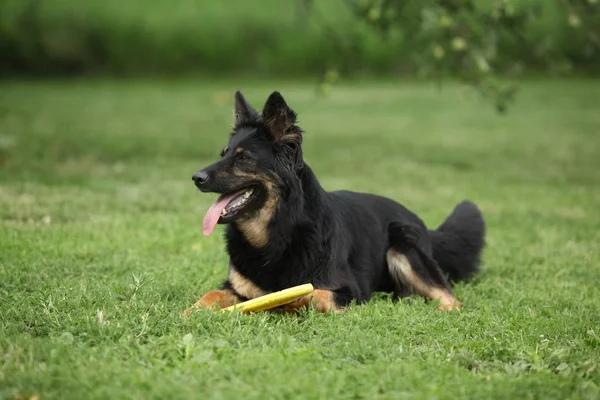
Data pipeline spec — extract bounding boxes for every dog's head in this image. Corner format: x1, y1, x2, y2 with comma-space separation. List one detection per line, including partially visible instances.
193, 91, 304, 239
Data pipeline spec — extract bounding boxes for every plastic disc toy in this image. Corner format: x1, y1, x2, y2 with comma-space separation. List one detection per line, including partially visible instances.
221, 283, 314, 313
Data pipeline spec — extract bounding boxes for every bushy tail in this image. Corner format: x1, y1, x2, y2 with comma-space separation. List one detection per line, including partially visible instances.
428, 200, 486, 283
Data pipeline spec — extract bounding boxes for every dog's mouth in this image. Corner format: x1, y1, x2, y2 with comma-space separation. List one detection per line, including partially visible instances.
202, 185, 263, 236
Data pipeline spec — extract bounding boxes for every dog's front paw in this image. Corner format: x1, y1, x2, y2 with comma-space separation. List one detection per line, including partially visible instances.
436, 299, 463, 312
277, 290, 342, 314
182, 289, 239, 317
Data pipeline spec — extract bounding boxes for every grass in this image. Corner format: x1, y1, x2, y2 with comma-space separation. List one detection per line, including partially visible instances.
1, 78, 599, 399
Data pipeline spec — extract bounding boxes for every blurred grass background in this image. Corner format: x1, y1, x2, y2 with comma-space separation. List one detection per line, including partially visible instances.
1, 0, 598, 78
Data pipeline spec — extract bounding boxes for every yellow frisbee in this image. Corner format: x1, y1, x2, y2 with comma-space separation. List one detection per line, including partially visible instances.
221, 283, 314, 313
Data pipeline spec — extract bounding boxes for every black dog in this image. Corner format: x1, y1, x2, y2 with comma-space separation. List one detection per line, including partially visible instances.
187, 91, 485, 314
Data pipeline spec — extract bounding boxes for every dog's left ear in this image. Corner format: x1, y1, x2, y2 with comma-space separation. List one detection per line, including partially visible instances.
261, 91, 298, 142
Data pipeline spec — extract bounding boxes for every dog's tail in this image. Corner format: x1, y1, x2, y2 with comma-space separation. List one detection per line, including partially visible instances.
428, 200, 486, 283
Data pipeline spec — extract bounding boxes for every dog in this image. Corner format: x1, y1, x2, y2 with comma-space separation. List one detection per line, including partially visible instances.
186, 90, 485, 314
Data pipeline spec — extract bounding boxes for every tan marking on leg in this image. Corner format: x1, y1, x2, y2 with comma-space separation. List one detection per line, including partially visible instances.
235, 180, 279, 248
280, 289, 342, 314
183, 289, 240, 316
229, 265, 267, 299
387, 249, 462, 311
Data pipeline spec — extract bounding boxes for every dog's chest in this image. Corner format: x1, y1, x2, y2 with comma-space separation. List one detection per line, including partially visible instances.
228, 265, 268, 299
226, 230, 320, 297
228, 257, 305, 299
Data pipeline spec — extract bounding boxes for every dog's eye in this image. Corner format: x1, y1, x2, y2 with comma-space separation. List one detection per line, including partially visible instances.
220, 147, 229, 157
236, 152, 247, 161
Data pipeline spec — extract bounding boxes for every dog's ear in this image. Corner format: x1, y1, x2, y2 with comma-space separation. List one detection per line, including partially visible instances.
234, 91, 259, 126
261, 91, 298, 142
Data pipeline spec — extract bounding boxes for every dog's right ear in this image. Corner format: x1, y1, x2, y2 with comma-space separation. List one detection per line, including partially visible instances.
234, 91, 259, 126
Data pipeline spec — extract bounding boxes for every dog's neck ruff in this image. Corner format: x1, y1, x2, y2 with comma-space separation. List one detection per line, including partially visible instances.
237, 164, 329, 254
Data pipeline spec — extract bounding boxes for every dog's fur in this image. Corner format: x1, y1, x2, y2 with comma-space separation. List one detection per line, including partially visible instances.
187, 91, 486, 314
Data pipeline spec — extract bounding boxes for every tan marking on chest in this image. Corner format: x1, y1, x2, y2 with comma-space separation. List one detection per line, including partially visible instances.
229, 266, 267, 299
235, 180, 279, 248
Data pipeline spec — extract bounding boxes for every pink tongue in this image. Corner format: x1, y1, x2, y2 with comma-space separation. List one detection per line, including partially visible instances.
202, 192, 240, 236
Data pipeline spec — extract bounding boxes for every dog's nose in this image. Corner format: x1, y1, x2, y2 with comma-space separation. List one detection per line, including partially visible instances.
192, 171, 209, 185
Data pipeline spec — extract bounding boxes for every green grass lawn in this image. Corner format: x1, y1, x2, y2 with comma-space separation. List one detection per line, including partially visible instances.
1, 78, 599, 399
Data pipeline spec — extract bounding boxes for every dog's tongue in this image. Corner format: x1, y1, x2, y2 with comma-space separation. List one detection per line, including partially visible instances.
202, 192, 240, 236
